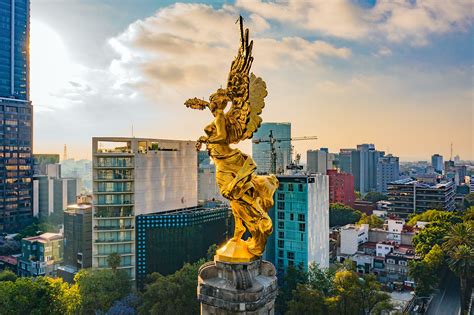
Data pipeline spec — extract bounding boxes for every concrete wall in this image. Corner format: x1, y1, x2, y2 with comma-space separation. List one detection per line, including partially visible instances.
134, 140, 198, 215
307, 174, 329, 268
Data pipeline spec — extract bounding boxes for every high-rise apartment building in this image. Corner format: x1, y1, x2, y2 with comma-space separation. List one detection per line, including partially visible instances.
327, 169, 355, 207
197, 154, 225, 203
32, 164, 80, 218
387, 178, 455, 217
92, 138, 197, 279
265, 174, 329, 275
252, 122, 291, 174
307, 149, 328, 174
339, 149, 353, 174
431, 154, 443, 173
376, 155, 400, 193
0, 0, 33, 232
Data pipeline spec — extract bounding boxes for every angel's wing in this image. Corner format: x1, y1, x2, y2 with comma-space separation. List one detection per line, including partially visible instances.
225, 18, 267, 144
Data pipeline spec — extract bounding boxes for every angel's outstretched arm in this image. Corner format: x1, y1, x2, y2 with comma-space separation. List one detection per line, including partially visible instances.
207, 110, 227, 144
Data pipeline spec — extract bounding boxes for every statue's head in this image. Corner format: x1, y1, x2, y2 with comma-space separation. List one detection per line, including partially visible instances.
209, 88, 230, 114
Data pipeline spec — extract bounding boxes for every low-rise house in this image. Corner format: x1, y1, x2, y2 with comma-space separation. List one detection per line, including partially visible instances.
18, 233, 63, 277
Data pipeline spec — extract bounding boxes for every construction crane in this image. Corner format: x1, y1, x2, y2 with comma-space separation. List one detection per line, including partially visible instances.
252, 130, 318, 174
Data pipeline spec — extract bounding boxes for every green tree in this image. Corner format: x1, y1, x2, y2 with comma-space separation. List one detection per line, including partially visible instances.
357, 214, 384, 228
442, 222, 474, 251
363, 192, 387, 203
286, 284, 327, 315
206, 243, 218, 261
0, 276, 80, 315
275, 264, 307, 314
408, 260, 438, 296
0, 269, 17, 282
407, 209, 462, 226
443, 223, 474, 315
107, 252, 121, 272
423, 244, 444, 271
75, 268, 131, 314
412, 222, 450, 257
463, 192, 474, 208
327, 270, 391, 315
140, 259, 204, 314
446, 244, 473, 315
307, 263, 334, 296
329, 203, 362, 227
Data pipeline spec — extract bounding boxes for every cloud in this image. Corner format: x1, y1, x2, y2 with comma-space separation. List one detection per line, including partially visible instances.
374, 47, 392, 57
235, 0, 473, 45
108, 3, 351, 102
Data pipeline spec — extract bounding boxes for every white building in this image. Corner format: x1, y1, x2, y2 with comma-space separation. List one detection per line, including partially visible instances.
307, 150, 328, 174
340, 224, 369, 255
92, 138, 197, 279
32, 164, 81, 218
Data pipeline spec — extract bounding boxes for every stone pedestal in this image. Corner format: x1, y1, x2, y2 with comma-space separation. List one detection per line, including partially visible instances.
197, 259, 278, 315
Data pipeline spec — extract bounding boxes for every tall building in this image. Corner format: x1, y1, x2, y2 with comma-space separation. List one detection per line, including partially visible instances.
61, 195, 93, 276
18, 232, 63, 277
376, 155, 400, 193
387, 178, 455, 217
265, 174, 329, 275
33, 154, 60, 175
92, 138, 197, 279
339, 149, 353, 174
252, 122, 291, 174
0, 0, 33, 232
307, 149, 328, 174
135, 204, 231, 288
431, 154, 443, 173
354, 144, 384, 194
327, 169, 355, 207
32, 164, 80, 218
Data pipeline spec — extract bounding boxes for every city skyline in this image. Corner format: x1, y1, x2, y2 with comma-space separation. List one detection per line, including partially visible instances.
30, 1, 473, 161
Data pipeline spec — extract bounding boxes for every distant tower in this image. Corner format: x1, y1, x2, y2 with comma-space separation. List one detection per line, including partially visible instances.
450, 142, 453, 161
63, 144, 68, 161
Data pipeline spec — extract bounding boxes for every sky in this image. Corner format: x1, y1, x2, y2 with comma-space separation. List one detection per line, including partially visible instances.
30, 0, 473, 161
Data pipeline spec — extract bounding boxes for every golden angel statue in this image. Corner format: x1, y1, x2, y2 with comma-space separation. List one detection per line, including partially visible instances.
185, 17, 278, 262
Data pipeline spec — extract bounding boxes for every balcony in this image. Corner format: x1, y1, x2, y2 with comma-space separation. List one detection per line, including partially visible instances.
94, 225, 134, 231
95, 239, 133, 244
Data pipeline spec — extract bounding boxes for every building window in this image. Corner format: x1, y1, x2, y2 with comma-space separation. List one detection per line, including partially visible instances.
278, 250, 283, 258
277, 259, 284, 266
288, 184, 294, 191
287, 252, 295, 260
278, 212, 285, 220
399, 260, 407, 266
278, 240, 284, 248
298, 184, 303, 192
288, 260, 294, 266
278, 231, 285, 239
277, 193, 285, 201
278, 183, 284, 191
278, 221, 284, 229
277, 202, 285, 210
298, 214, 305, 222
290, 213, 294, 221
299, 223, 305, 232
386, 259, 395, 265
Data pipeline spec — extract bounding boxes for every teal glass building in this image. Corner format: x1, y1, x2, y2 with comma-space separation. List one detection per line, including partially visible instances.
265, 174, 329, 276
0, 0, 33, 231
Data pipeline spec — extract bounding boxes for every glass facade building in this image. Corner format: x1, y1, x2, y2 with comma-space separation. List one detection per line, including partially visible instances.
92, 138, 197, 280
0, 0, 32, 232
265, 174, 329, 277
252, 122, 291, 174
135, 205, 232, 288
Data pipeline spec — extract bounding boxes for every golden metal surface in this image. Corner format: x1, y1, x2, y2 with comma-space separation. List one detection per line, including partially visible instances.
184, 17, 278, 262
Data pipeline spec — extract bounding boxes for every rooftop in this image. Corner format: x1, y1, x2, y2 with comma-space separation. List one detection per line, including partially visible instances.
24, 232, 63, 242
0, 255, 17, 265
389, 178, 453, 189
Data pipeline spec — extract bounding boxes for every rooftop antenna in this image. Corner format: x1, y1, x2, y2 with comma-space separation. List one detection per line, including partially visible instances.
450, 142, 453, 161
63, 144, 67, 161
132, 124, 134, 138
